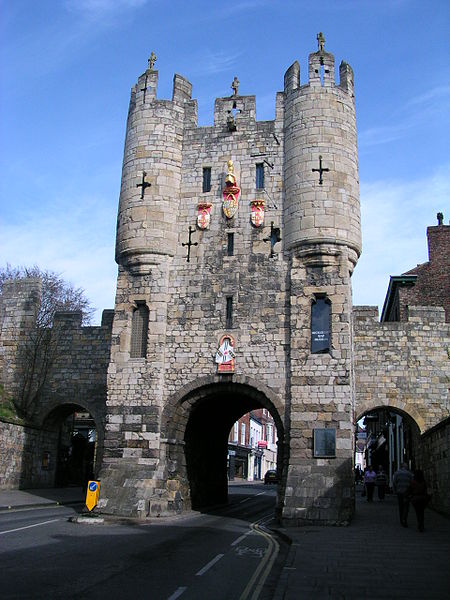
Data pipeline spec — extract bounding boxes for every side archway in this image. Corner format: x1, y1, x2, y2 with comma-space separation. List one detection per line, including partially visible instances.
40, 401, 104, 488
355, 404, 421, 487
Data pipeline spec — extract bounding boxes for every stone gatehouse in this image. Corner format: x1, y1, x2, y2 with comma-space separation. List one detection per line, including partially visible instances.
1, 37, 449, 524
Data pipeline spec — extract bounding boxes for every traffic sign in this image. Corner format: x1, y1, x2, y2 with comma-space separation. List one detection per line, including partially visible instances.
85, 480, 100, 511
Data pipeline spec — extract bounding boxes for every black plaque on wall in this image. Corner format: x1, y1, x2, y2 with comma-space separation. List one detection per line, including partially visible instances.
311, 297, 330, 354
313, 428, 336, 458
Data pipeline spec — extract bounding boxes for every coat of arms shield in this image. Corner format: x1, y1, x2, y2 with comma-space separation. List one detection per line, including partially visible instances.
222, 160, 240, 219
250, 199, 265, 227
197, 203, 212, 230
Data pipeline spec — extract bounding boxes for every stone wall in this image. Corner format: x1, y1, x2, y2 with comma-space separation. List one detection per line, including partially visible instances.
35, 309, 113, 428
0, 279, 41, 400
353, 305, 450, 430
0, 419, 58, 489
420, 416, 450, 515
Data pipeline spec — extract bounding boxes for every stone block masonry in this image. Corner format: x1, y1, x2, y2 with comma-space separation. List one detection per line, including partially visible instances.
101, 37, 362, 525
353, 305, 450, 431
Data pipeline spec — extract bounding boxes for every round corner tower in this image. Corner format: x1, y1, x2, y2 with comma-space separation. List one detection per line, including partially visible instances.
283, 39, 361, 271
115, 67, 193, 273
281, 34, 361, 526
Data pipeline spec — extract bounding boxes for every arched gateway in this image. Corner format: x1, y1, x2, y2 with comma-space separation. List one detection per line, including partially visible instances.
98, 36, 359, 525
162, 377, 285, 513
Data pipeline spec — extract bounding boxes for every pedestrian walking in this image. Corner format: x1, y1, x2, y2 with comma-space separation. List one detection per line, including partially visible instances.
393, 462, 413, 526
376, 465, 387, 501
408, 469, 430, 532
364, 465, 376, 502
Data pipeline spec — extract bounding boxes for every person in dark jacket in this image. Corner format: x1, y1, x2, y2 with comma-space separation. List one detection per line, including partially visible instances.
393, 463, 413, 526
408, 469, 429, 532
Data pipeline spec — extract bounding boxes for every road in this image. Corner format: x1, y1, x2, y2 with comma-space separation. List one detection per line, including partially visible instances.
0, 482, 285, 600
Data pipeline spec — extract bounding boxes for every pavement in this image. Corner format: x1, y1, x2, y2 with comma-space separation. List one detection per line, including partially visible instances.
1, 484, 449, 599
0, 486, 84, 511
274, 485, 450, 599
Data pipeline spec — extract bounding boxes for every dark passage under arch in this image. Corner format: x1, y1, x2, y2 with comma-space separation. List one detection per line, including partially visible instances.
183, 383, 284, 510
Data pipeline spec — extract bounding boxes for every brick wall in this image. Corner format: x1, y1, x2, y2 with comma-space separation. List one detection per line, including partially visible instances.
400, 225, 450, 322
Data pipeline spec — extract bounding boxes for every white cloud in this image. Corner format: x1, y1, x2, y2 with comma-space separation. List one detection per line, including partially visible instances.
352, 164, 450, 313
359, 84, 450, 150
191, 50, 243, 77
406, 85, 450, 108
0, 194, 117, 325
65, 0, 149, 17
358, 124, 406, 148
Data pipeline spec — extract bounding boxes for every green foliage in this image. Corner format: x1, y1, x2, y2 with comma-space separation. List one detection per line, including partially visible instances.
0, 385, 24, 424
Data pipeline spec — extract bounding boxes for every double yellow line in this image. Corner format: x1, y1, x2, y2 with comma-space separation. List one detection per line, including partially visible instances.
239, 519, 280, 600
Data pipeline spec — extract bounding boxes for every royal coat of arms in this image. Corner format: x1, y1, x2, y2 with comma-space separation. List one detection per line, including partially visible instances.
250, 199, 265, 228
215, 335, 236, 373
197, 203, 212, 230
222, 160, 240, 219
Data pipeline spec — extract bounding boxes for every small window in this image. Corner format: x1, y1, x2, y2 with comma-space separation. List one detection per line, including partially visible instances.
241, 422, 246, 445
130, 302, 149, 358
202, 167, 211, 193
226, 296, 233, 329
227, 232, 234, 256
256, 163, 264, 189
311, 296, 331, 354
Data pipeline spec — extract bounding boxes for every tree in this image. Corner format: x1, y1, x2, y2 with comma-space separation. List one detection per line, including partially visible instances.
0, 265, 94, 420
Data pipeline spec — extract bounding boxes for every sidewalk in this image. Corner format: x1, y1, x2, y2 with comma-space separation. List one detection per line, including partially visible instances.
274, 486, 450, 599
0, 486, 84, 511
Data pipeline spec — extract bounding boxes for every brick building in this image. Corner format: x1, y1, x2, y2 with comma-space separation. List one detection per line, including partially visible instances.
228, 409, 278, 480
381, 214, 450, 323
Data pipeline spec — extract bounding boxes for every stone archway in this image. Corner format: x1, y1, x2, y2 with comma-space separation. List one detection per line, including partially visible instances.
355, 405, 422, 485
41, 402, 103, 488
162, 377, 285, 512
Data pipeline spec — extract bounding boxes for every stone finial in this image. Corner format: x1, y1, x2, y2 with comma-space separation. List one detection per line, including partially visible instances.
317, 32, 325, 53
437, 212, 444, 225
231, 76, 240, 96
148, 51, 157, 70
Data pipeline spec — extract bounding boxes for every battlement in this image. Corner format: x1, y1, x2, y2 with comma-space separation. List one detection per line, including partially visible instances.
353, 304, 447, 326
284, 36, 354, 97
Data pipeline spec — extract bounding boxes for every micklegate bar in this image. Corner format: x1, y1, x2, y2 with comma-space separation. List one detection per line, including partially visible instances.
1, 36, 449, 524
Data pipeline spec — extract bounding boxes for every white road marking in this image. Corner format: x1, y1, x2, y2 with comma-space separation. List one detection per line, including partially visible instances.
195, 553, 224, 576
231, 531, 251, 546
0, 518, 61, 535
239, 497, 251, 504
167, 586, 187, 600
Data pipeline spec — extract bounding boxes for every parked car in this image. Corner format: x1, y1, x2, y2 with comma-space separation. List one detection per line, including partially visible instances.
264, 469, 278, 484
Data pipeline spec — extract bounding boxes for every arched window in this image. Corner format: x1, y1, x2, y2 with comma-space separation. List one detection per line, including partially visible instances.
130, 302, 149, 358
311, 296, 331, 354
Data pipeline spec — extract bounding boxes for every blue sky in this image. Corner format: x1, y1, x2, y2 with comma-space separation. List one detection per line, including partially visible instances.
1, 0, 449, 323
